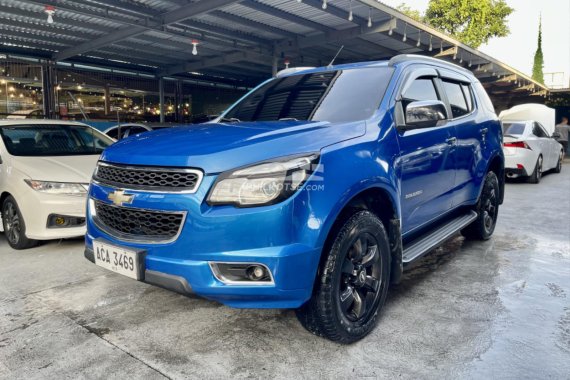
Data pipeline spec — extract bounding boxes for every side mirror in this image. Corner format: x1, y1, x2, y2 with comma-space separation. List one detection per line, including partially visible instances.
404, 100, 448, 129
552, 131, 561, 139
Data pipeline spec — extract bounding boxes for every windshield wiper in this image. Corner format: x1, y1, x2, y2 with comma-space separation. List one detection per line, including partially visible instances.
278, 117, 298, 121
220, 117, 241, 123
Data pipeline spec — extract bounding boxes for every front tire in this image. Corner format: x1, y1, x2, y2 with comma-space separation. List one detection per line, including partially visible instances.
2, 195, 38, 250
528, 155, 542, 184
461, 171, 500, 241
296, 211, 390, 344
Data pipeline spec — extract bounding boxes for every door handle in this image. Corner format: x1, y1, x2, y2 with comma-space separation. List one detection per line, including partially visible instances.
446, 137, 457, 145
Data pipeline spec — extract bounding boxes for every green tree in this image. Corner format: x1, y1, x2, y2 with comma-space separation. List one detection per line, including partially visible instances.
532, 17, 544, 84
396, 3, 423, 22
424, 0, 514, 48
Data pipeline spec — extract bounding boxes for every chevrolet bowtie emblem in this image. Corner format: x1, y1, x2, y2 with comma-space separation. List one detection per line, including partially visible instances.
108, 190, 134, 206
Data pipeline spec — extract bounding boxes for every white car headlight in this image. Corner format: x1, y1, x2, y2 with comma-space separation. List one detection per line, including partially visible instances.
24, 180, 88, 196
207, 154, 319, 207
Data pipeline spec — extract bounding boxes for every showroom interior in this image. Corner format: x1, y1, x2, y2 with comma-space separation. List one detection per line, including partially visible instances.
0, 0, 569, 378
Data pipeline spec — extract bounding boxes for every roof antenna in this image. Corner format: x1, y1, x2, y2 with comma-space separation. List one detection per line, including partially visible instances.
327, 45, 344, 68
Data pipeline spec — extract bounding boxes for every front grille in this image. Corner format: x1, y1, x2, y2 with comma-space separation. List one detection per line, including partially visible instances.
94, 162, 202, 192
93, 200, 185, 242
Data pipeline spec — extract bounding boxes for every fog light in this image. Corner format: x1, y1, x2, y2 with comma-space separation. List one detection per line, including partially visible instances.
47, 214, 86, 228
246, 265, 267, 281
209, 262, 273, 285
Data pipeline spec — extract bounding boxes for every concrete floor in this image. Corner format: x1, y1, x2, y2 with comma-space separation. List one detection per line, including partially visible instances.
1, 164, 569, 380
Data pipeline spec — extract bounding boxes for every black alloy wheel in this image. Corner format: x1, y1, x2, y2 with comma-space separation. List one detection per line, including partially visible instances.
338, 232, 383, 322
296, 210, 390, 343
461, 171, 500, 240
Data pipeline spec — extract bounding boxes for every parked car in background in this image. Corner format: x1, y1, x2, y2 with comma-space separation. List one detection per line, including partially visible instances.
84, 55, 504, 343
191, 114, 219, 124
0, 120, 114, 249
103, 123, 153, 140
503, 120, 564, 183
6, 109, 43, 119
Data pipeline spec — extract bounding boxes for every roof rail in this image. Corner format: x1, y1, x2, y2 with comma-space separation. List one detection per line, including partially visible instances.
275, 67, 316, 77
388, 54, 472, 75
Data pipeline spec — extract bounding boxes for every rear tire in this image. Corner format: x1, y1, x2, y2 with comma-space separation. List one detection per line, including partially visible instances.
2, 195, 38, 250
461, 171, 500, 241
553, 150, 563, 174
528, 155, 542, 184
296, 211, 390, 344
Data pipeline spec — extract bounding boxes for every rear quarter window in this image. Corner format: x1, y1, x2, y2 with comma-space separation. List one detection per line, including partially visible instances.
473, 82, 495, 114
503, 122, 526, 135
442, 80, 470, 118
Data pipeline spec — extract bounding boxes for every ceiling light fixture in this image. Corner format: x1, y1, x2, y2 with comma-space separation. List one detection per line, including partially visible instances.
428, 35, 433, 51
402, 24, 407, 42
367, 8, 372, 28
322, 0, 327, 10
45, 5, 55, 24
348, 0, 353, 21
191, 39, 199, 55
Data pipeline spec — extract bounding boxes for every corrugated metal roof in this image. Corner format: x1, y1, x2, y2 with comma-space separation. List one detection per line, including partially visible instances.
0, 0, 551, 101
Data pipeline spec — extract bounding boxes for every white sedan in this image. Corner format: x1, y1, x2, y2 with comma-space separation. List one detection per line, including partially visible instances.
0, 120, 114, 249
503, 120, 564, 183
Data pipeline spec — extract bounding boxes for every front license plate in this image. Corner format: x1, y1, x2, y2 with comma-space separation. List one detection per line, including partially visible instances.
93, 240, 142, 280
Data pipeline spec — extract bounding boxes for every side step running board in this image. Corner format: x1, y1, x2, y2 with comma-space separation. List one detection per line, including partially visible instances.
402, 211, 478, 264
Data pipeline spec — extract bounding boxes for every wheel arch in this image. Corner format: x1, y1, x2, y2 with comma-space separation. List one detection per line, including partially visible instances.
0, 191, 12, 209
317, 184, 402, 285
486, 153, 505, 204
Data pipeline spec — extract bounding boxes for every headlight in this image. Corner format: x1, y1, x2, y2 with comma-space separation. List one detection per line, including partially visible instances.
24, 180, 88, 196
207, 154, 319, 207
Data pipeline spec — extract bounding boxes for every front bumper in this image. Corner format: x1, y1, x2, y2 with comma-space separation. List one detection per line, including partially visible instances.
85, 247, 194, 295
84, 236, 320, 308
17, 189, 87, 240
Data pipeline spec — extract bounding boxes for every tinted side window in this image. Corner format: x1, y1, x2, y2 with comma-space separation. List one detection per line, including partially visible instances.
402, 78, 439, 111
461, 84, 474, 111
442, 80, 469, 118
533, 123, 548, 138
129, 127, 148, 135
106, 128, 119, 139
473, 82, 495, 113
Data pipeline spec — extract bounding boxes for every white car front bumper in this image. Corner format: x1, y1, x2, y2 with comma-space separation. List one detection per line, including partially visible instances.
15, 187, 87, 240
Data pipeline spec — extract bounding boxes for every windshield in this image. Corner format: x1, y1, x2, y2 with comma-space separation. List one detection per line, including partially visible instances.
223, 67, 394, 124
503, 122, 527, 135
0, 124, 114, 157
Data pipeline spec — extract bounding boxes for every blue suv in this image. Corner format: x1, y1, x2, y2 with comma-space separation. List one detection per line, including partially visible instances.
85, 55, 504, 343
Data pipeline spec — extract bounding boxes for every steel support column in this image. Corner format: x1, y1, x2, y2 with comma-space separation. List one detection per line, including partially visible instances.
104, 85, 110, 116
272, 55, 278, 77
41, 62, 56, 119
159, 77, 165, 123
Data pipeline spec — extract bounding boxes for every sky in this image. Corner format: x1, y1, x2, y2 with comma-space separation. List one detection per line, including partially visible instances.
379, 0, 570, 88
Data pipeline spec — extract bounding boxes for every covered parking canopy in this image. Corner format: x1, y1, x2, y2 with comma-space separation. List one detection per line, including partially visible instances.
0, 0, 551, 114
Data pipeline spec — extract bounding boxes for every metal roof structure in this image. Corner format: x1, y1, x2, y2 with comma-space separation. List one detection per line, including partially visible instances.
0, 0, 552, 109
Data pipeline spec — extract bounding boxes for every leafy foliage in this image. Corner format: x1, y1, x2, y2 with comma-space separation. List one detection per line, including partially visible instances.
396, 3, 423, 22
423, 0, 514, 48
532, 18, 544, 84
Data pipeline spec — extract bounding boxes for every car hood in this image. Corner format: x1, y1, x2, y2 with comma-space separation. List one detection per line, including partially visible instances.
13, 155, 99, 183
101, 120, 365, 173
